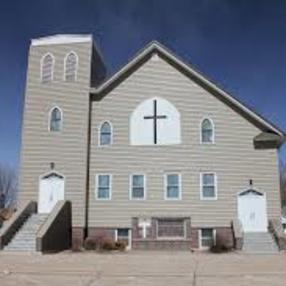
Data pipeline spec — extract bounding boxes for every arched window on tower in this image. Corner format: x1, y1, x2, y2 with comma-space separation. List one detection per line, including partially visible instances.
49, 107, 62, 132
41, 53, 54, 83
64, 52, 78, 82
99, 121, 112, 146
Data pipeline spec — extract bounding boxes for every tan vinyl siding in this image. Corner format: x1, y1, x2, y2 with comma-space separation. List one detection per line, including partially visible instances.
19, 42, 93, 227
89, 56, 281, 228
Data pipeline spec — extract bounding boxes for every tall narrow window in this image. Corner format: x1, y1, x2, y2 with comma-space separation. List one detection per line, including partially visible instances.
200, 173, 217, 199
130, 174, 145, 199
99, 122, 112, 146
41, 53, 54, 83
96, 174, 111, 200
201, 118, 214, 143
64, 52, 78, 82
165, 174, 181, 200
49, 107, 62, 132
200, 228, 215, 248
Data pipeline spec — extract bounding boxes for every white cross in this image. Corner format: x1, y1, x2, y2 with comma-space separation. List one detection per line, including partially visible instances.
138, 219, 151, 239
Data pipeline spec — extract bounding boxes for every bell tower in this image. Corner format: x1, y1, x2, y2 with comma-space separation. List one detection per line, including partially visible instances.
19, 34, 106, 246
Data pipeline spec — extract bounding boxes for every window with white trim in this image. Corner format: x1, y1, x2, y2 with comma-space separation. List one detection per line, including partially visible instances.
201, 118, 214, 143
130, 174, 145, 199
96, 174, 111, 199
99, 122, 112, 146
165, 174, 181, 199
64, 52, 78, 82
200, 228, 215, 248
157, 218, 185, 239
41, 53, 54, 83
49, 107, 62, 132
115, 228, 131, 249
201, 173, 217, 199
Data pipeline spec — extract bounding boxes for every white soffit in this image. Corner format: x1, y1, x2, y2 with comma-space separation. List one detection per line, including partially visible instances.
31, 34, 92, 46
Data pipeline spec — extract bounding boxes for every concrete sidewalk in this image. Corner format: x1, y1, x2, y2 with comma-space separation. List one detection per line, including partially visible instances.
0, 251, 285, 285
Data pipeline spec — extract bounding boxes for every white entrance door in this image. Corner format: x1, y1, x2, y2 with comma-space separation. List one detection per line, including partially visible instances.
238, 190, 268, 232
39, 173, 65, 213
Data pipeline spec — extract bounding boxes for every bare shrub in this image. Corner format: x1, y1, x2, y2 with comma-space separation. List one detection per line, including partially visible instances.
0, 164, 18, 208
114, 240, 127, 251
210, 233, 232, 253
84, 237, 97, 250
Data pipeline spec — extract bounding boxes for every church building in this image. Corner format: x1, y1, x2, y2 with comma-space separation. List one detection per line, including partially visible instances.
15, 34, 285, 251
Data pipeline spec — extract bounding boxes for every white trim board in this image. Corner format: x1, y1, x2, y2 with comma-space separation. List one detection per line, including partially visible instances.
32, 34, 92, 46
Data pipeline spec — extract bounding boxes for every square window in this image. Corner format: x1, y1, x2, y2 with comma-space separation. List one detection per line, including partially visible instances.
131, 175, 145, 199
165, 174, 181, 199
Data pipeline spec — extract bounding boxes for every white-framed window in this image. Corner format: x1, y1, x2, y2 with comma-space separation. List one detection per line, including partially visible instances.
99, 121, 112, 146
130, 174, 146, 200
157, 218, 186, 239
49, 107, 62, 132
96, 174, 112, 200
165, 173, 181, 200
64, 52, 78, 82
115, 228, 132, 250
201, 118, 214, 144
199, 228, 216, 249
41, 53, 54, 83
200, 173, 217, 200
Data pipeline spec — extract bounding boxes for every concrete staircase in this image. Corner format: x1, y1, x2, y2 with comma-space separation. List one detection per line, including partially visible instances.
242, 232, 279, 254
4, 213, 48, 252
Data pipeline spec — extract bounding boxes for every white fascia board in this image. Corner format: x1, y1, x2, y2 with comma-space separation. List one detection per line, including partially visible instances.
31, 34, 92, 46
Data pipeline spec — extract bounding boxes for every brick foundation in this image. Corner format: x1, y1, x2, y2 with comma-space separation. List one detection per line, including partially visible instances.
72, 227, 85, 249
82, 225, 234, 251
190, 227, 234, 249
87, 227, 115, 240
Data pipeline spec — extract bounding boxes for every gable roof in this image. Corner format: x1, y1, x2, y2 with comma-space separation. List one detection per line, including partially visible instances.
90, 41, 285, 139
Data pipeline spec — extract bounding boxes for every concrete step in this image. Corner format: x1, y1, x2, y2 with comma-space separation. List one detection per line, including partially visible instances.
242, 231, 279, 254
4, 213, 48, 252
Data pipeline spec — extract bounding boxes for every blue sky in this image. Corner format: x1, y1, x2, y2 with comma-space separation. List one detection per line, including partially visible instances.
0, 0, 286, 169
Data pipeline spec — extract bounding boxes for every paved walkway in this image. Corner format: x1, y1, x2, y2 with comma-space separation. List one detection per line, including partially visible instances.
0, 251, 285, 285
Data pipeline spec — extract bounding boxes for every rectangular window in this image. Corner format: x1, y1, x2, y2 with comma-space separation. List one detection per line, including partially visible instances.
200, 228, 215, 248
96, 174, 111, 199
157, 218, 185, 239
201, 173, 217, 199
115, 228, 131, 249
130, 174, 145, 199
165, 174, 181, 199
